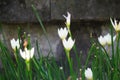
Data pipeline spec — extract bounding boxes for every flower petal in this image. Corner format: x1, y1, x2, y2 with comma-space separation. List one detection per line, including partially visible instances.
85, 68, 93, 80
20, 49, 26, 59
62, 37, 75, 51
58, 27, 68, 40
30, 48, 34, 58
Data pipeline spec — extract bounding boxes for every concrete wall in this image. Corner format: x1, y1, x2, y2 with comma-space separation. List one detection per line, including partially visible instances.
0, 21, 110, 65
0, 0, 120, 22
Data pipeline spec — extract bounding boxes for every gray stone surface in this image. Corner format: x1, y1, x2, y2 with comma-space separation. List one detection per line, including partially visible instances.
51, 0, 120, 20
0, 0, 50, 22
0, 22, 107, 61
0, 23, 59, 58
0, 0, 120, 22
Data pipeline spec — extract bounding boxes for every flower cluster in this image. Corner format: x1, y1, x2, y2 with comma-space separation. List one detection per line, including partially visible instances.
10, 38, 34, 61
98, 18, 120, 47
98, 33, 116, 46
58, 12, 75, 51
58, 12, 75, 79
98, 18, 120, 56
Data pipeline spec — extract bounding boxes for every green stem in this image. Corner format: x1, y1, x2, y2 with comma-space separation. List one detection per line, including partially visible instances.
68, 27, 81, 69
25, 60, 32, 80
110, 25, 115, 65
26, 61, 30, 71
100, 44, 112, 69
115, 32, 120, 68
107, 45, 111, 56
65, 49, 75, 79
14, 49, 21, 80
14, 47, 19, 63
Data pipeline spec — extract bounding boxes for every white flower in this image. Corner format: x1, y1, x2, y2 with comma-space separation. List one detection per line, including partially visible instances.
110, 18, 120, 32
62, 37, 75, 51
10, 38, 20, 50
104, 33, 116, 45
20, 47, 34, 61
63, 12, 71, 28
58, 27, 68, 40
59, 67, 63, 70
98, 36, 106, 46
98, 33, 116, 46
85, 68, 93, 80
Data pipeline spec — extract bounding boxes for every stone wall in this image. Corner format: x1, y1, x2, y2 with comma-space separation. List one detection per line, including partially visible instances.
0, 0, 120, 22
0, 21, 110, 62
0, 23, 59, 58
